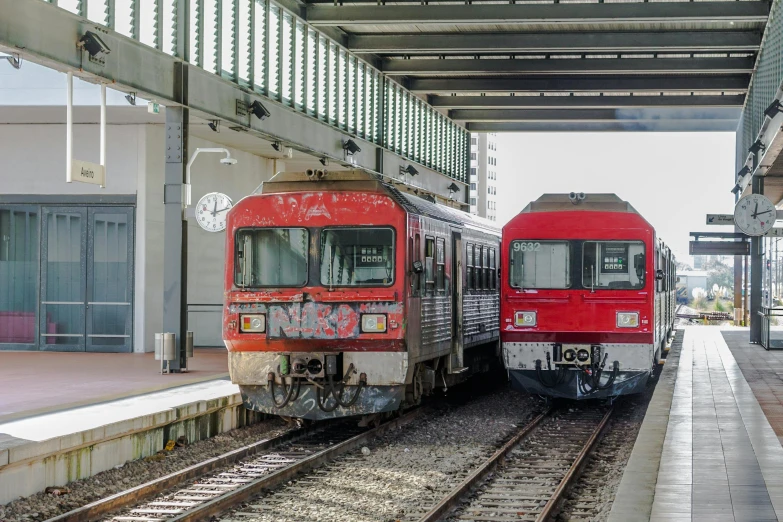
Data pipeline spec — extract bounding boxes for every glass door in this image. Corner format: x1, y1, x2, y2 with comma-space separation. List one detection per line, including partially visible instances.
40, 207, 87, 351
40, 206, 134, 352
0, 206, 40, 350
86, 208, 134, 352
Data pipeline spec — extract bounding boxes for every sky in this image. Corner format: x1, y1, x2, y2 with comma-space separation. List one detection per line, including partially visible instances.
495, 132, 737, 266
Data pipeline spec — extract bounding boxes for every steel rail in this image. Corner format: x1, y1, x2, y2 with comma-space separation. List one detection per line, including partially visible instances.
44, 423, 319, 522
416, 408, 551, 522
417, 406, 614, 522
168, 407, 425, 522
535, 406, 614, 522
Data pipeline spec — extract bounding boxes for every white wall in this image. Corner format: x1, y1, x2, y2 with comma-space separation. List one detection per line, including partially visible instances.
0, 124, 141, 195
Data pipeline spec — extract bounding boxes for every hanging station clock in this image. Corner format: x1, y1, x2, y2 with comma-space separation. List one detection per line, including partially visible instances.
196, 192, 233, 232
734, 193, 777, 236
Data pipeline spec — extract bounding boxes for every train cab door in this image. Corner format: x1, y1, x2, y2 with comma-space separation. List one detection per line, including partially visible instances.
448, 229, 465, 372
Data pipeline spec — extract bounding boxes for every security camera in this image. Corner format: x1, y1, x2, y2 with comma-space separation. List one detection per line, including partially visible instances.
220, 157, 238, 166
249, 100, 271, 121
343, 139, 361, 156
78, 31, 111, 58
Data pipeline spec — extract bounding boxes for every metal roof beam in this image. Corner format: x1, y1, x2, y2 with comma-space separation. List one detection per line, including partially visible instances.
382, 57, 755, 76
0, 0, 450, 188
450, 107, 741, 122
309, 2, 769, 26
410, 75, 750, 93
430, 94, 746, 109
347, 31, 761, 54
465, 120, 740, 132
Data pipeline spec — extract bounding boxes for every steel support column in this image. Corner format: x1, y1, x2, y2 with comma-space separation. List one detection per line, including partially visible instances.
751, 175, 764, 343
163, 63, 189, 370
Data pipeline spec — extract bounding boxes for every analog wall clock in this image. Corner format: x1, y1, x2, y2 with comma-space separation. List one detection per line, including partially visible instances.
196, 192, 233, 232
734, 193, 777, 236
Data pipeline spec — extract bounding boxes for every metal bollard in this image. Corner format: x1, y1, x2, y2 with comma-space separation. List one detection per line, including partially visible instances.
154, 333, 162, 361
183, 331, 194, 373
161, 333, 176, 374
186, 331, 194, 358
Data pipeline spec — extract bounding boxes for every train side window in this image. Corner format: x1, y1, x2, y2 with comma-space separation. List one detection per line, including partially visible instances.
477, 246, 484, 290
425, 237, 435, 294
436, 238, 445, 291
484, 247, 491, 289
489, 248, 496, 290
466, 243, 474, 290
414, 234, 421, 296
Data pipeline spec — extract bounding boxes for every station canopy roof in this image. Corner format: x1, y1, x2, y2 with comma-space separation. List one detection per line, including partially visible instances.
302, 0, 769, 132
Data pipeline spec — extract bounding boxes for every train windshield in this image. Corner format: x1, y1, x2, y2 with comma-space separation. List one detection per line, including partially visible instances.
583, 241, 645, 290
509, 240, 571, 289
320, 227, 395, 287
234, 228, 309, 287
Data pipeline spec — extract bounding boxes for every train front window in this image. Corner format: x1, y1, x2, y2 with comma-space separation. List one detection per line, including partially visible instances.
583, 241, 645, 290
235, 228, 309, 287
320, 228, 395, 287
509, 241, 571, 289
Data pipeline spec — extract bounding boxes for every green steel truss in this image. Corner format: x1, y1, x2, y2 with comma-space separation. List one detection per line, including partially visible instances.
738, 0, 783, 172
41, 0, 468, 182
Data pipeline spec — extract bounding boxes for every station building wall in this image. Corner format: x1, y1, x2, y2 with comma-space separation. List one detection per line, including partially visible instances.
0, 122, 278, 353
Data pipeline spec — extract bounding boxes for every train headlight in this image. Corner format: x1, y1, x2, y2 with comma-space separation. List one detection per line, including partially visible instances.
616, 312, 639, 328
240, 314, 266, 333
361, 314, 387, 333
577, 349, 590, 363
514, 311, 537, 327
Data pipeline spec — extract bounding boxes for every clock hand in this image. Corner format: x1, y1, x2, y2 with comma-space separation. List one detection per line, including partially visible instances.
753, 201, 759, 219
212, 199, 218, 217
215, 206, 232, 213
756, 210, 774, 217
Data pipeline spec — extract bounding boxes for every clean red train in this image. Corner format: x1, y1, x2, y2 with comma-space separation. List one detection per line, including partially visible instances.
501, 193, 676, 400
222, 170, 501, 420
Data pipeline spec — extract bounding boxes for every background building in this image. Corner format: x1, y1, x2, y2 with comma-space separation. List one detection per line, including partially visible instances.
468, 133, 499, 221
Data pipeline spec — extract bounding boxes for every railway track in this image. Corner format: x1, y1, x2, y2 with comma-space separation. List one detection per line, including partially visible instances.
419, 406, 613, 522
44, 409, 423, 522
46, 403, 613, 522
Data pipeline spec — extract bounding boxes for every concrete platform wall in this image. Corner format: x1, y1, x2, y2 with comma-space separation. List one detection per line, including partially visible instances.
0, 391, 261, 505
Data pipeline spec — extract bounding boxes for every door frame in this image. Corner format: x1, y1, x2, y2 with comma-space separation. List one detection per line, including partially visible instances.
39, 206, 88, 352
0, 204, 42, 351
86, 206, 135, 353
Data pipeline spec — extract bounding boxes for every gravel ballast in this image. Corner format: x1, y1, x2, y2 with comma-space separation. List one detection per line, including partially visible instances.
220, 388, 541, 522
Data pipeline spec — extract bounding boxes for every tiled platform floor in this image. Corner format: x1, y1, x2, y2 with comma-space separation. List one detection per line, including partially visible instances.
611, 326, 783, 522
723, 329, 783, 446
0, 349, 228, 422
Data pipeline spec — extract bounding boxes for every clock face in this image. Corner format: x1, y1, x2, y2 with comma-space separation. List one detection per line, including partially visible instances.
196, 192, 233, 232
734, 193, 777, 236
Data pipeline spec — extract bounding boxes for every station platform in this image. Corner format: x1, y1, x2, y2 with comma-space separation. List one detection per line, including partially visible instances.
609, 326, 783, 522
0, 348, 229, 423
0, 348, 257, 504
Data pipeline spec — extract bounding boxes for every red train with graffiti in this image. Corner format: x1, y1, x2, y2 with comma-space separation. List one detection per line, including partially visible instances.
501, 193, 676, 400
223, 170, 501, 420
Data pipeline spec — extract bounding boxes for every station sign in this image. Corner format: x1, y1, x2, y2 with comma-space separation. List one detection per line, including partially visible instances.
690, 240, 749, 256
71, 159, 106, 188
706, 214, 735, 225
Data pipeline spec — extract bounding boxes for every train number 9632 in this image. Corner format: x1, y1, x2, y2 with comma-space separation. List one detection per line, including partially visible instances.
512, 242, 541, 252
